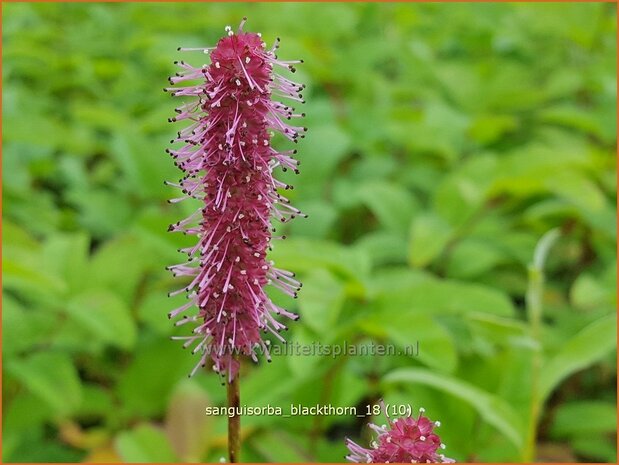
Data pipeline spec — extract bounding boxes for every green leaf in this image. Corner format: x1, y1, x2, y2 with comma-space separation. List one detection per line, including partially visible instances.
137, 286, 176, 335
298, 269, 346, 335
491, 145, 591, 198
433, 154, 497, 227
111, 130, 176, 200
465, 313, 533, 349
354, 231, 408, 267
115, 424, 178, 463
268, 238, 371, 282
539, 104, 605, 139
288, 200, 337, 239
358, 181, 419, 235
362, 314, 457, 372
383, 368, 524, 450
550, 401, 616, 438
402, 101, 469, 161
446, 238, 505, 279
66, 290, 137, 350
2, 220, 39, 250
7, 352, 82, 416
468, 114, 518, 145
2, 295, 56, 357
572, 435, 617, 462
545, 170, 608, 213
251, 431, 311, 462
539, 313, 617, 401
116, 337, 195, 418
86, 234, 151, 302
131, 206, 195, 263
366, 267, 432, 298
2, 258, 66, 299
4, 392, 53, 432
408, 212, 452, 268
286, 325, 324, 378
570, 268, 617, 312
41, 232, 90, 294
67, 188, 133, 238
77, 384, 115, 418
374, 276, 516, 317
295, 124, 351, 198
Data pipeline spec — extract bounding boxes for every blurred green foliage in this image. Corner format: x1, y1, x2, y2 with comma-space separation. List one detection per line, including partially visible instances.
2, 2, 617, 463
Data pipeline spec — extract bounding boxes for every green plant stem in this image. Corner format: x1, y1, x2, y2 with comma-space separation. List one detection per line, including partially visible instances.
522, 229, 560, 462
227, 356, 241, 463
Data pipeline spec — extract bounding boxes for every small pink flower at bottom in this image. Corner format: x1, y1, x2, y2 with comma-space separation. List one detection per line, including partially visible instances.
346, 406, 454, 463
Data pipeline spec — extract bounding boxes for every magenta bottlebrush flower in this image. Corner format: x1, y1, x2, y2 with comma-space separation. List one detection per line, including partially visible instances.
346, 407, 454, 463
165, 19, 305, 382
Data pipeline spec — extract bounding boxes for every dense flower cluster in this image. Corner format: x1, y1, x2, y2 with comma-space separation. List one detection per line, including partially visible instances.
346, 407, 454, 463
165, 18, 305, 382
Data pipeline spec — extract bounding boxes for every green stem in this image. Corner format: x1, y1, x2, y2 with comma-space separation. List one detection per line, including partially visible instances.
522, 228, 560, 462
227, 355, 241, 463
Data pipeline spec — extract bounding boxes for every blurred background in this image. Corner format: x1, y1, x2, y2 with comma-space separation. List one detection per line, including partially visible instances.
2, 2, 617, 463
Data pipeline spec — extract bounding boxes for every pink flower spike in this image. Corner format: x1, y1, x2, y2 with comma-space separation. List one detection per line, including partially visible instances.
165, 18, 306, 382
345, 403, 455, 463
